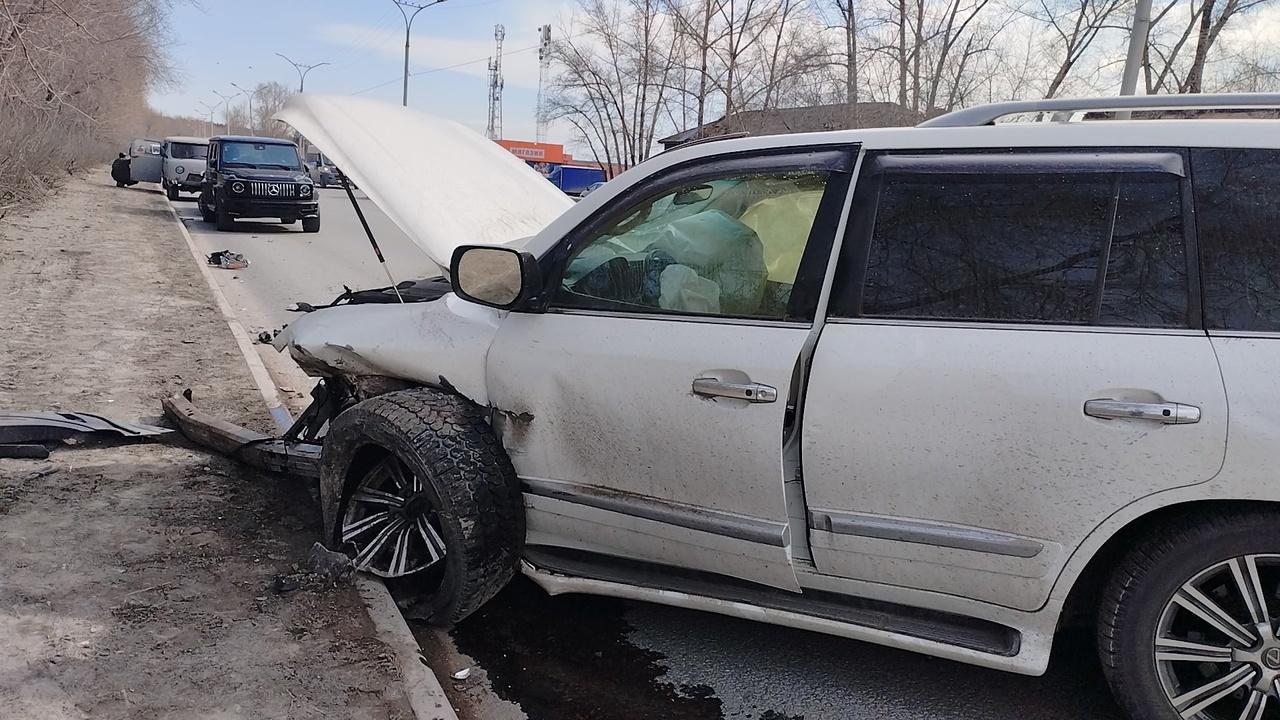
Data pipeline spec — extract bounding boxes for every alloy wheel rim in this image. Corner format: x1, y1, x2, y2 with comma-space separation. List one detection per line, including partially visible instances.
1154, 554, 1280, 719
340, 455, 448, 578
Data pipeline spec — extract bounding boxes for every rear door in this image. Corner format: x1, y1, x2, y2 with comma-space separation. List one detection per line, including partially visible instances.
801, 149, 1228, 611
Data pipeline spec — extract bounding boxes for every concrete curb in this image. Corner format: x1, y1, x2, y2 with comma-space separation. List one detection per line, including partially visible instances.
164, 197, 461, 720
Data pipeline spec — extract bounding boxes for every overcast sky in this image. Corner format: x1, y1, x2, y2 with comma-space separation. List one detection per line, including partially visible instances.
151, 0, 578, 145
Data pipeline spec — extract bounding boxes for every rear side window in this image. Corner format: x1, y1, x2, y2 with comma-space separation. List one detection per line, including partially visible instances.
840, 156, 1189, 327
1193, 148, 1280, 332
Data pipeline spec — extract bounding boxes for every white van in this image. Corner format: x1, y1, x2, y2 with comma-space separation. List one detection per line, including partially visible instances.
160, 136, 209, 200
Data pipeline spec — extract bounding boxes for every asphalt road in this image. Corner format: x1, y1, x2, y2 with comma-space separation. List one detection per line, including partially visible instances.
172, 186, 439, 332
166, 184, 1125, 720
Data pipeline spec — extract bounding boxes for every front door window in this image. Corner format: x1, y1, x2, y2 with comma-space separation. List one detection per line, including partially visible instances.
555, 171, 831, 319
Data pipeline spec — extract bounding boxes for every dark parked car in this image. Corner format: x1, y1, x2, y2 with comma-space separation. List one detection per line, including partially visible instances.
198, 135, 319, 233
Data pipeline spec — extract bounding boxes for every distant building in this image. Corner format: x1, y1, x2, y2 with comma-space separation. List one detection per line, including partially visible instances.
658, 102, 928, 150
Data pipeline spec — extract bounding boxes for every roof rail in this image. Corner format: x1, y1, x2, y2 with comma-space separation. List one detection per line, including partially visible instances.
919, 93, 1280, 128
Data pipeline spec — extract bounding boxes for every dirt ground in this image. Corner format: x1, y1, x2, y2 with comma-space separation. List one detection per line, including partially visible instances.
0, 172, 413, 719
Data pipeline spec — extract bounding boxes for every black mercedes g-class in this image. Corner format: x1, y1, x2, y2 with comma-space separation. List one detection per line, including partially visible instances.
198, 135, 320, 233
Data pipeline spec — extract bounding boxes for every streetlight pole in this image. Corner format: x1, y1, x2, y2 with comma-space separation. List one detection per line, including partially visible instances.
212, 89, 240, 134
231, 82, 256, 135
275, 52, 329, 93
198, 101, 217, 137
393, 0, 447, 107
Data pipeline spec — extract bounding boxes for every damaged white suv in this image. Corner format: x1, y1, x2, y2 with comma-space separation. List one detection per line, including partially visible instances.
169, 93, 1280, 720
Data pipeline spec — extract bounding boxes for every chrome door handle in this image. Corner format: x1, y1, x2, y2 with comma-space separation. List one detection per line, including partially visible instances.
1084, 399, 1200, 424
692, 378, 777, 403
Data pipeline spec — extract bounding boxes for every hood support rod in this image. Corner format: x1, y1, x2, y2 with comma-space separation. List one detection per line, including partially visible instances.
340, 171, 404, 303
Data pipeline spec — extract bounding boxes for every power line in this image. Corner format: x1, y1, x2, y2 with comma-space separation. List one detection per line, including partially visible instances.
350, 40, 543, 97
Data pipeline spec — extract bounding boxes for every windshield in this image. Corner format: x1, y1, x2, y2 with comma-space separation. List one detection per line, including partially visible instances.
170, 142, 207, 160
222, 141, 301, 170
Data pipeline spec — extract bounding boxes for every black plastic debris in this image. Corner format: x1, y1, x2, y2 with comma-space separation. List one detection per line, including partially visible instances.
0, 411, 171, 445
206, 250, 249, 270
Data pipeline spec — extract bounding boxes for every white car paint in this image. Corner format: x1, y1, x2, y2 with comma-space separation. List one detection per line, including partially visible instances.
273, 94, 1280, 677
274, 94, 572, 268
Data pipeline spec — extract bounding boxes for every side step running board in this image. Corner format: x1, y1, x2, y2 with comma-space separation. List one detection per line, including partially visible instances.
524, 546, 1021, 657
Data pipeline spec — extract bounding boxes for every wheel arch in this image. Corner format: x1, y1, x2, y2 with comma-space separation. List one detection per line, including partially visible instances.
1055, 498, 1280, 633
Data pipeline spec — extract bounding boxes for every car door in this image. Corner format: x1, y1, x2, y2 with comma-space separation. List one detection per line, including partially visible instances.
130, 139, 163, 183
801, 149, 1228, 611
486, 147, 856, 591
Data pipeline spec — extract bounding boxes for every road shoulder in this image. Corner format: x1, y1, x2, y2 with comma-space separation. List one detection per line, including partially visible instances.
0, 173, 414, 719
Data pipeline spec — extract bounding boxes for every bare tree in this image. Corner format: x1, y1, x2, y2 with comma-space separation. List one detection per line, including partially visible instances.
0, 0, 173, 212
1024, 0, 1128, 98
548, 0, 680, 173
1144, 0, 1270, 93
251, 81, 296, 137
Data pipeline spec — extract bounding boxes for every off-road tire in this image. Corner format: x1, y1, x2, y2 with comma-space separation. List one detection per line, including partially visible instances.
198, 194, 215, 222
321, 388, 523, 626
215, 199, 233, 232
1098, 509, 1280, 720
165, 183, 179, 201
302, 216, 320, 233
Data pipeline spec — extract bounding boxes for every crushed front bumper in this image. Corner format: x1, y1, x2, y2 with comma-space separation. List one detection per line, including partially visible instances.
162, 388, 327, 480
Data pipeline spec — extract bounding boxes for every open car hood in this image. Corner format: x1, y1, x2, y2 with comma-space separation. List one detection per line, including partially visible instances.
275, 94, 573, 268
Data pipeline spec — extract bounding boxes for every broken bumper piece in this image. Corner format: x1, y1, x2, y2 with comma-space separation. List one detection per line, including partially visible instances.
162, 389, 321, 480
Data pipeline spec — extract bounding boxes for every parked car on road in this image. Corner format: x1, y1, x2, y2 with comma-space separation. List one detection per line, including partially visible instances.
160, 136, 209, 201
305, 150, 338, 187
175, 93, 1280, 720
197, 135, 319, 233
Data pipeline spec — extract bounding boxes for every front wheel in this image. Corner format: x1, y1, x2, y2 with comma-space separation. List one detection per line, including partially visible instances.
1099, 511, 1280, 720
215, 199, 234, 232
320, 388, 523, 625
198, 193, 215, 223
165, 183, 179, 201
302, 216, 320, 233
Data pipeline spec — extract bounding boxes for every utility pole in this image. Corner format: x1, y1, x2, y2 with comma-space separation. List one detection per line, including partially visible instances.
212, 89, 240, 135
486, 24, 505, 140
1116, 0, 1153, 120
1119, 0, 1153, 98
230, 82, 256, 134
535, 24, 552, 143
275, 52, 329, 93
393, 0, 448, 107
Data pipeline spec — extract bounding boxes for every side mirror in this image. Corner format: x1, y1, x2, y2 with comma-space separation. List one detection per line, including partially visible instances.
450, 245, 541, 311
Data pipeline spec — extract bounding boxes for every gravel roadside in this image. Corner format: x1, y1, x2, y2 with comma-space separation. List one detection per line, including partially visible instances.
0, 172, 413, 719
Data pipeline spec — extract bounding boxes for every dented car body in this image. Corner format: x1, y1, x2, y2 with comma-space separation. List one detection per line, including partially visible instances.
170, 93, 1280, 720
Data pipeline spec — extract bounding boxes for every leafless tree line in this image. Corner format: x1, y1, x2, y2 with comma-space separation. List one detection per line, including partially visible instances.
548, 0, 1280, 173
0, 0, 175, 214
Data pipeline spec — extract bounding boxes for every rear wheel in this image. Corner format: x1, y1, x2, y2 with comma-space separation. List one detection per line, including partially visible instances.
321, 388, 523, 625
1099, 511, 1280, 720
302, 216, 320, 233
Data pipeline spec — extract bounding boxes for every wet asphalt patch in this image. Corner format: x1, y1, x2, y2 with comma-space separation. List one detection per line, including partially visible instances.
450, 577, 724, 720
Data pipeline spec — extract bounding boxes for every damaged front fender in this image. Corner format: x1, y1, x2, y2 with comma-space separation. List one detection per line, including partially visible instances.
274, 293, 503, 406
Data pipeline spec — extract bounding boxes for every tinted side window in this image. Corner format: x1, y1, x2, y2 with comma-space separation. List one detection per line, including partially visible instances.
849, 163, 1188, 327
1193, 148, 1280, 332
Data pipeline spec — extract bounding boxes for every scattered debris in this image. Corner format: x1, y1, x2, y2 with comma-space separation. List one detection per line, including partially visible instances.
0, 443, 49, 459
0, 411, 171, 445
272, 575, 300, 595
255, 328, 282, 344
206, 250, 249, 270
306, 542, 354, 583
451, 667, 472, 681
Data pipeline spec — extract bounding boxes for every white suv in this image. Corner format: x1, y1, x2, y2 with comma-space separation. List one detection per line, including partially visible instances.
174, 93, 1280, 720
